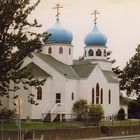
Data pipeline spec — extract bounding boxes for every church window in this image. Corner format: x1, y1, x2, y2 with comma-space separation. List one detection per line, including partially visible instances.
100, 88, 103, 104
59, 47, 63, 54
72, 92, 74, 100
92, 88, 94, 104
88, 49, 94, 56
85, 50, 87, 57
104, 50, 106, 57
56, 93, 61, 103
48, 47, 52, 54
69, 48, 71, 55
109, 90, 111, 104
96, 83, 100, 104
96, 49, 102, 56
37, 87, 42, 100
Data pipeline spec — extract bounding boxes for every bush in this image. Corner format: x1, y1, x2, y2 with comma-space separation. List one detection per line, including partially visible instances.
88, 104, 104, 125
73, 99, 88, 120
0, 108, 16, 119
117, 108, 125, 120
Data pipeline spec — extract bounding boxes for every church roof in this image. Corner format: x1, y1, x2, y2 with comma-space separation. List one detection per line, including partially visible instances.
43, 21, 73, 44
34, 53, 118, 83
72, 61, 97, 78
102, 70, 118, 83
20, 62, 51, 78
35, 53, 78, 79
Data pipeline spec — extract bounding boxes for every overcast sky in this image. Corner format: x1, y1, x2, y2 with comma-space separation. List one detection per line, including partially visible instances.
30, 0, 140, 68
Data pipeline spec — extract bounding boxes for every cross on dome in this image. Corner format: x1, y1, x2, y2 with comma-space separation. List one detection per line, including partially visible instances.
91, 10, 100, 24
53, 3, 63, 21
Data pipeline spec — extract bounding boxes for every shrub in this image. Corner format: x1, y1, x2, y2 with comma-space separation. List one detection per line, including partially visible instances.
88, 104, 104, 125
117, 108, 125, 120
0, 108, 16, 119
73, 99, 88, 120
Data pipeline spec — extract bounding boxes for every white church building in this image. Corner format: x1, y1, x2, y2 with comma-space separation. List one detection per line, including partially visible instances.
9, 6, 120, 121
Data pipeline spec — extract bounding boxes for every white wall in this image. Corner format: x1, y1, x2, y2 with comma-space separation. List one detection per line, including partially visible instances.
78, 65, 120, 117
42, 44, 73, 65
31, 78, 52, 119
84, 46, 107, 60
65, 79, 78, 114
30, 55, 68, 119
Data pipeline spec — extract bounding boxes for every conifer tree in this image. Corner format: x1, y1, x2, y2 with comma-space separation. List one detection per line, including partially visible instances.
120, 45, 140, 97
0, 0, 48, 105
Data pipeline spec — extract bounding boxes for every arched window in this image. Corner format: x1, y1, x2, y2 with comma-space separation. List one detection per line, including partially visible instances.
100, 88, 103, 104
85, 50, 87, 57
92, 88, 94, 104
109, 90, 111, 104
37, 87, 42, 100
96, 49, 102, 56
69, 48, 71, 55
88, 49, 94, 56
72, 92, 74, 100
59, 47, 63, 54
96, 83, 100, 104
48, 47, 52, 54
104, 50, 106, 57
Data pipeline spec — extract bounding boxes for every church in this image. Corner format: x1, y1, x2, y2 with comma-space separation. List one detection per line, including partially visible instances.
9, 4, 120, 121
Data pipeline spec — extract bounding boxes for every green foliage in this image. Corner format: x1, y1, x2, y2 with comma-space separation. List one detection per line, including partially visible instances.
0, 108, 16, 119
73, 99, 88, 120
117, 108, 125, 120
120, 45, 140, 96
73, 99, 88, 113
0, 0, 48, 104
88, 104, 104, 125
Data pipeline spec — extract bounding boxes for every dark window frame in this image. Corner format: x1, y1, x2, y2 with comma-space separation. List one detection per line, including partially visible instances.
37, 87, 42, 100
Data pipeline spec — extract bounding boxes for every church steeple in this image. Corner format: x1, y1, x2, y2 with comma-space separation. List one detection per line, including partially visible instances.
84, 10, 107, 61
42, 3, 73, 65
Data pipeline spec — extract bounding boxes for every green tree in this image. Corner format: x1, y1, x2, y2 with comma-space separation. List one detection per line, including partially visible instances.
0, 108, 16, 119
0, 0, 48, 105
73, 99, 88, 120
88, 104, 104, 125
120, 45, 140, 97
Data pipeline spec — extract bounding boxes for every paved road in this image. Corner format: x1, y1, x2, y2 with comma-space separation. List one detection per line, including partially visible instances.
75, 135, 140, 140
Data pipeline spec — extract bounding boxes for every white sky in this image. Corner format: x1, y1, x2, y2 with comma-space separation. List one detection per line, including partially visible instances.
30, 0, 140, 68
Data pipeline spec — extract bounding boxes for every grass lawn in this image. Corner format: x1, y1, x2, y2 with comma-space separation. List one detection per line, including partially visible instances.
0, 119, 140, 131
0, 120, 74, 131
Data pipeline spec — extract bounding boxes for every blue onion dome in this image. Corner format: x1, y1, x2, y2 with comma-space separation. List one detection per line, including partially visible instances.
43, 20, 73, 44
84, 24, 107, 46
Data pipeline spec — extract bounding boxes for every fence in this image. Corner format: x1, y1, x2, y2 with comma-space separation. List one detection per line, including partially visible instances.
1, 114, 140, 140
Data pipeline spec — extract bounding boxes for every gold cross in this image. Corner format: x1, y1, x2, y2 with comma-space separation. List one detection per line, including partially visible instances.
53, 3, 63, 21
91, 10, 100, 24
